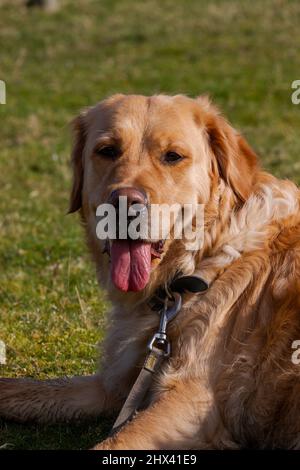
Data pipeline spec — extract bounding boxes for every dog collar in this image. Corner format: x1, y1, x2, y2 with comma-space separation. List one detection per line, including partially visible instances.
148, 273, 209, 312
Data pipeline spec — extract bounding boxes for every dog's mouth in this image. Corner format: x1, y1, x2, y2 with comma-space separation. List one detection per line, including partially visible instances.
103, 239, 164, 292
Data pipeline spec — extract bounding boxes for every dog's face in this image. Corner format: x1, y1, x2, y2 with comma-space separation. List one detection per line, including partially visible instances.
69, 94, 257, 296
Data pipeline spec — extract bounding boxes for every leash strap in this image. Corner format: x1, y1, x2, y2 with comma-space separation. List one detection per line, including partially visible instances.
110, 347, 165, 434
110, 275, 208, 435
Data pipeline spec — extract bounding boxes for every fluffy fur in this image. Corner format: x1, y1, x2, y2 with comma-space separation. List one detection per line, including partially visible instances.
1, 94, 300, 449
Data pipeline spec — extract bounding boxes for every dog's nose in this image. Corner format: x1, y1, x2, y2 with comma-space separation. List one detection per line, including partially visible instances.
109, 187, 147, 208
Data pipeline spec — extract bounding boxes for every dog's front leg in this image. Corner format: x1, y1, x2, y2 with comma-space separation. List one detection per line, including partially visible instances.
0, 374, 118, 423
93, 379, 233, 450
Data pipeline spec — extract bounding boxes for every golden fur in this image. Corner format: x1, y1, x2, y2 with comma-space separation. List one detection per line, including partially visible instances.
1, 94, 300, 449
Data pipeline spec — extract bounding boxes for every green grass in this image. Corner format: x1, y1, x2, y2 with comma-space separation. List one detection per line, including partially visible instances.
0, 0, 300, 449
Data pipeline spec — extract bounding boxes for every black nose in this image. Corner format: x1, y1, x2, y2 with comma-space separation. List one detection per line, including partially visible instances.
109, 187, 147, 208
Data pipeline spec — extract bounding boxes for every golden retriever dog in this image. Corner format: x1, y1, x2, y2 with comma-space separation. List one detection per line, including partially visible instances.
1, 94, 300, 450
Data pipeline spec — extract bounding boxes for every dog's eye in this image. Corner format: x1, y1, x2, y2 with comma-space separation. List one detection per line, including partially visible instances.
164, 151, 183, 164
95, 146, 119, 159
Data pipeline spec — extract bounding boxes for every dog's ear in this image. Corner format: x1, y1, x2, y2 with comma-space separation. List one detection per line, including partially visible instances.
68, 114, 86, 213
203, 103, 258, 202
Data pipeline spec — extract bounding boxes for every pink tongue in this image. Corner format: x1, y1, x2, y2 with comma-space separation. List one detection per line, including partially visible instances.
110, 240, 152, 292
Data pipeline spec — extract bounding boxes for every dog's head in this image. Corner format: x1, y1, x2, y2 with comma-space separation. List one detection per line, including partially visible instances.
69, 94, 257, 297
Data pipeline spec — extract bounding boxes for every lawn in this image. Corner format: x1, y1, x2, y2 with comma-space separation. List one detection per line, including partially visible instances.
0, 0, 300, 450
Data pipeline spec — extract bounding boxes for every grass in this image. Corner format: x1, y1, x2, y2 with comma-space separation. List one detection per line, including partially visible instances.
0, 0, 300, 449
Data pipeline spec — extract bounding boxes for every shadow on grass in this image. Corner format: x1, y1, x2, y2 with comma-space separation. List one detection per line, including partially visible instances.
0, 417, 113, 450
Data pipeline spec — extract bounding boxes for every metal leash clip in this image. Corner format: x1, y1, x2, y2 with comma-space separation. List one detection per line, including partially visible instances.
148, 292, 182, 358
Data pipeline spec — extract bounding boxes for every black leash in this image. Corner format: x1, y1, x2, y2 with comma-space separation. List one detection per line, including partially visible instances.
110, 274, 209, 435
